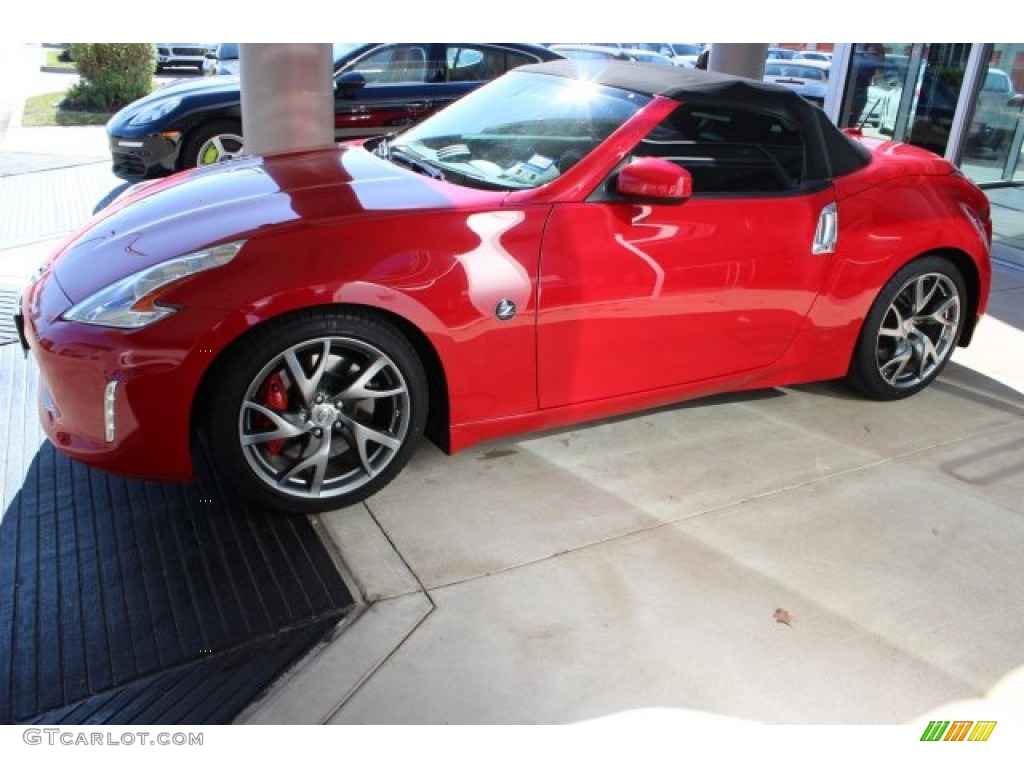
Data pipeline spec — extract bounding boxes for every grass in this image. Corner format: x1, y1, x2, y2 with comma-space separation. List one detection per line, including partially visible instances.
22, 92, 113, 127
44, 49, 76, 71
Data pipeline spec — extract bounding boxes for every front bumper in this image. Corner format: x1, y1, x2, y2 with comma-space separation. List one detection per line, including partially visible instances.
157, 56, 205, 67
20, 269, 224, 482
109, 131, 181, 181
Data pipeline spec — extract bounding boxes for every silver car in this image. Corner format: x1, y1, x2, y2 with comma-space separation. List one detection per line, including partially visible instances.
763, 61, 829, 107
202, 43, 239, 77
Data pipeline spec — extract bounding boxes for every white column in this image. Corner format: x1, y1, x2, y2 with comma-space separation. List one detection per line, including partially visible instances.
945, 44, 993, 165
239, 43, 334, 158
708, 44, 769, 80
824, 43, 853, 124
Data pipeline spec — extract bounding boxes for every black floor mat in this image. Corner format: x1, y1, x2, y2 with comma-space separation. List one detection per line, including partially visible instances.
0, 346, 356, 724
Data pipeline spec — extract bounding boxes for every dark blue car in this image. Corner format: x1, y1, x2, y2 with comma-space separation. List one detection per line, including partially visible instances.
107, 43, 560, 181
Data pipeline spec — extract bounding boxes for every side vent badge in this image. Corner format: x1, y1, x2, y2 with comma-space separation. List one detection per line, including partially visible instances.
812, 201, 838, 255
495, 299, 517, 321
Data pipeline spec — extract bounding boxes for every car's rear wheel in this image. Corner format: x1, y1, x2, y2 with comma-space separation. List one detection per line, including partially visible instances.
846, 256, 967, 400
201, 309, 428, 514
182, 119, 244, 170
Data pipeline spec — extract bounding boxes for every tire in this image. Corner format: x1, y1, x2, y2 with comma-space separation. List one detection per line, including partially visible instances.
846, 255, 967, 400
181, 119, 244, 170
200, 309, 428, 514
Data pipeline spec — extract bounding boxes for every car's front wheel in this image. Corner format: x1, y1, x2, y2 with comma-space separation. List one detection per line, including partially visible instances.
201, 309, 428, 514
846, 255, 967, 400
181, 119, 244, 170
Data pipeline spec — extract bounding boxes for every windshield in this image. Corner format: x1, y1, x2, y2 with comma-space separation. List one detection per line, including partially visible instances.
386, 71, 652, 191
332, 43, 366, 71
667, 44, 701, 56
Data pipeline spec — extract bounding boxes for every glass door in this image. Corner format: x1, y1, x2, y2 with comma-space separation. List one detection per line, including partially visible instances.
959, 44, 1024, 185
840, 43, 972, 158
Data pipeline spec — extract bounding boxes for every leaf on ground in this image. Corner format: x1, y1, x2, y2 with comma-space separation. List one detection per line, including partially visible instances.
773, 608, 794, 626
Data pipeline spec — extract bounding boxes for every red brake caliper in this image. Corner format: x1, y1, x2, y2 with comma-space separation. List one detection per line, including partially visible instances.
258, 372, 289, 455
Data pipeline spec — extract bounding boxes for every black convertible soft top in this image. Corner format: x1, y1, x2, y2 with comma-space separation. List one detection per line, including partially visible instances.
518, 59, 870, 180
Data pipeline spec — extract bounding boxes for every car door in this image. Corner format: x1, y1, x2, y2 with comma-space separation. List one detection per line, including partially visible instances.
333, 44, 545, 140
333, 43, 441, 139
537, 102, 837, 408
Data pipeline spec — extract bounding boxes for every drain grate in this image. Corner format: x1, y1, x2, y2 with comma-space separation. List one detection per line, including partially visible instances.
0, 345, 356, 724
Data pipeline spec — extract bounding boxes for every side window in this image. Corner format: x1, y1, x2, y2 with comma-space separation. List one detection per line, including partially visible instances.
346, 45, 430, 85
443, 45, 536, 83
633, 103, 807, 194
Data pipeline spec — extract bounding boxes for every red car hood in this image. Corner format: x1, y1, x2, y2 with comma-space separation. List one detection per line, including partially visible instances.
53, 145, 486, 303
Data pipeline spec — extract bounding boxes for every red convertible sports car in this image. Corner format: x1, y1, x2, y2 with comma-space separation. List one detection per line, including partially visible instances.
19, 60, 992, 514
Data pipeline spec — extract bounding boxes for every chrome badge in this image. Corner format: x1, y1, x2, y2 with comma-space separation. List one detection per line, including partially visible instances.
495, 298, 517, 321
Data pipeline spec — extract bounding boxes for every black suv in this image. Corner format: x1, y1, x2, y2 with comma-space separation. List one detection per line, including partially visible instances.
107, 43, 561, 181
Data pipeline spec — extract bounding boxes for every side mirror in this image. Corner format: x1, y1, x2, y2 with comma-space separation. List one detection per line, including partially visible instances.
616, 157, 692, 203
335, 71, 367, 95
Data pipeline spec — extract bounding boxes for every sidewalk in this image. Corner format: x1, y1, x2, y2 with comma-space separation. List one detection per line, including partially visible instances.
238, 258, 1024, 724
0, 45, 121, 285
989, 186, 1024, 256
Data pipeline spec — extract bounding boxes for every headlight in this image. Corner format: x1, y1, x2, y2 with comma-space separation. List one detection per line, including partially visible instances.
127, 97, 182, 126
63, 241, 245, 329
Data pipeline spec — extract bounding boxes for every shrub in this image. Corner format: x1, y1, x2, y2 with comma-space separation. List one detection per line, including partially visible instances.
63, 44, 155, 112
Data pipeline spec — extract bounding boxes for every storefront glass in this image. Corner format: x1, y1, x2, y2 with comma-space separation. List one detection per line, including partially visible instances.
959, 44, 1024, 185
839, 43, 972, 158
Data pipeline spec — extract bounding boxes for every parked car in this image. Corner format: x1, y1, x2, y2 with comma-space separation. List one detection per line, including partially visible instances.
763, 61, 829, 106
652, 43, 703, 66
969, 67, 1024, 153
107, 43, 560, 180
549, 44, 673, 66
203, 43, 239, 77
794, 50, 832, 63
767, 47, 800, 60
155, 43, 215, 73
21, 61, 992, 515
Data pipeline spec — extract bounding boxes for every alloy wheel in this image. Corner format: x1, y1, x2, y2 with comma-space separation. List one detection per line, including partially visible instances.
238, 336, 412, 501
874, 272, 961, 389
197, 132, 244, 166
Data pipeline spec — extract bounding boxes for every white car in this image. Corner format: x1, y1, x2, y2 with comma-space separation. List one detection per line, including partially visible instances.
970, 68, 1024, 153
795, 51, 832, 64
763, 61, 829, 107
653, 43, 704, 67
155, 43, 215, 73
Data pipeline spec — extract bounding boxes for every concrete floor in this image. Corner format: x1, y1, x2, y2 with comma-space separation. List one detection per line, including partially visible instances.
241, 262, 1024, 726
